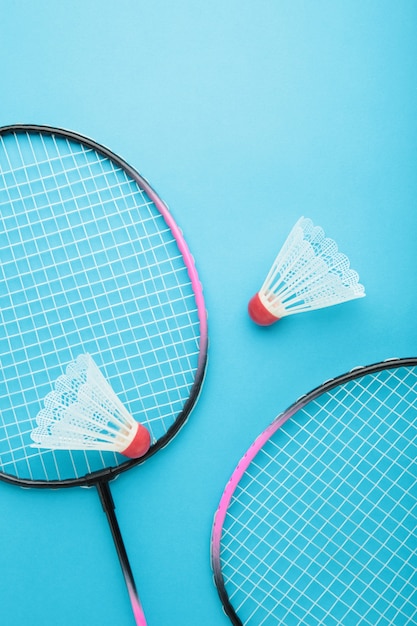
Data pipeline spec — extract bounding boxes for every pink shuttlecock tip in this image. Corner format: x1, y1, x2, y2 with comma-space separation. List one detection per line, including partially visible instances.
121, 423, 151, 459
248, 293, 280, 326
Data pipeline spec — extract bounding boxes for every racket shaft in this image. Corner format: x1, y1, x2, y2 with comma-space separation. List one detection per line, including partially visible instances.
97, 481, 147, 626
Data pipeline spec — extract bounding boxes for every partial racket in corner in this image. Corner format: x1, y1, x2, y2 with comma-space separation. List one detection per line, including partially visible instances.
212, 358, 417, 626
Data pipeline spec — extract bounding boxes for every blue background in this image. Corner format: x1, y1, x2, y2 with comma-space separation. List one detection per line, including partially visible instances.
1, 2, 416, 624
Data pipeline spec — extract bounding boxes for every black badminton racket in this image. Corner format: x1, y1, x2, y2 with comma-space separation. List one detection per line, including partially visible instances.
212, 358, 417, 625
0, 124, 208, 625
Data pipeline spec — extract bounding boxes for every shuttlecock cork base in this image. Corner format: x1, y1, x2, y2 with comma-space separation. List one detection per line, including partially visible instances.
248, 217, 365, 326
248, 293, 281, 326
122, 422, 151, 459
31, 353, 151, 459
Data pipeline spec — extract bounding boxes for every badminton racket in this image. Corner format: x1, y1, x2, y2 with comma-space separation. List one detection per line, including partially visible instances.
0, 124, 208, 625
212, 357, 417, 625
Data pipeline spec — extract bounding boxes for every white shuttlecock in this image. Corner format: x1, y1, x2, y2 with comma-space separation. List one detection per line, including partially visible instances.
248, 217, 365, 325
31, 354, 151, 459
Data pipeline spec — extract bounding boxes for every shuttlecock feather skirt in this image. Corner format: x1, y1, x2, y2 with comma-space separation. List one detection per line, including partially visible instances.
248, 217, 365, 325
31, 354, 151, 459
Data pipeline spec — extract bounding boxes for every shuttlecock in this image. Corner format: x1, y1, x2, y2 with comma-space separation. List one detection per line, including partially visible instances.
248, 217, 365, 325
31, 354, 151, 459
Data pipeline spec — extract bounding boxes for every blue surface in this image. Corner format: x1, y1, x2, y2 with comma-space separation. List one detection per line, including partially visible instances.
1, 2, 416, 624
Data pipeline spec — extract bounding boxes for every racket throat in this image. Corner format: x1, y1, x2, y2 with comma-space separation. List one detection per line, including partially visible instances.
96, 481, 148, 626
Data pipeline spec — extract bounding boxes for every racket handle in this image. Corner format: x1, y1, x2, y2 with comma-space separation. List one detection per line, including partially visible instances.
97, 481, 148, 626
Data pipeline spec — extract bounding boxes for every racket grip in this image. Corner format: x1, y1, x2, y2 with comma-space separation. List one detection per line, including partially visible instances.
97, 481, 148, 626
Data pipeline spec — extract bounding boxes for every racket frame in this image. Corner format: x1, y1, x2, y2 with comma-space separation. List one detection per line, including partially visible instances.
0, 123, 208, 489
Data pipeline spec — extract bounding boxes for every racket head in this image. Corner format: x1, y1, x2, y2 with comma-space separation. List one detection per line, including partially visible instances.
0, 124, 208, 487
212, 358, 417, 626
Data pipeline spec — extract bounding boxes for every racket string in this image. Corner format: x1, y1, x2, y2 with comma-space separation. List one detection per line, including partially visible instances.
0, 128, 204, 482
